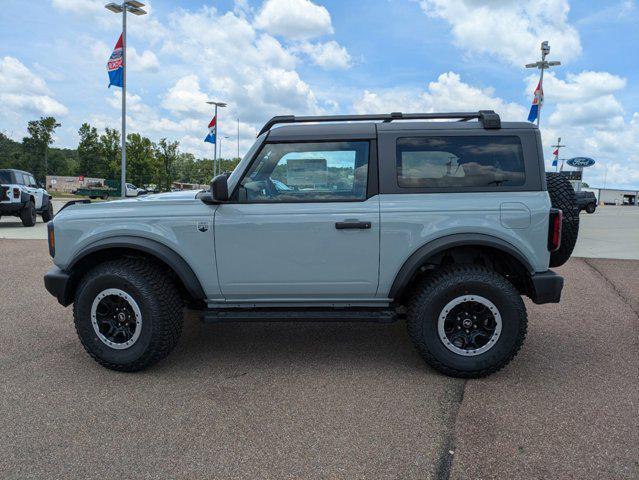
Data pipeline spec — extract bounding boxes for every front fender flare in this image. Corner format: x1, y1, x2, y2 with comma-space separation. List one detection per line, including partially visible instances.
68, 235, 206, 301
388, 233, 534, 300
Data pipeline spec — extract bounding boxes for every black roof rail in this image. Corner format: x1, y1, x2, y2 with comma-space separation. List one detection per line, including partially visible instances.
258, 110, 500, 136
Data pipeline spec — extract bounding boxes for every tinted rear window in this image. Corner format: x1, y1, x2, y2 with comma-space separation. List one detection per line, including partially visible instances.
396, 136, 525, 188
0, 171, 12, 183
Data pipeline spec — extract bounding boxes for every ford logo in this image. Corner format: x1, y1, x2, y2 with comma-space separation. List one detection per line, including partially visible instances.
566, 157, 595, 168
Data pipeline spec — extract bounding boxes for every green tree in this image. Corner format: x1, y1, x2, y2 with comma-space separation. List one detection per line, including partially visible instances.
126, 133, 156, 186
23, 116, 61, 181
155, 138, 180, 191
100, 128, 121, 179
77, 123, 102, 177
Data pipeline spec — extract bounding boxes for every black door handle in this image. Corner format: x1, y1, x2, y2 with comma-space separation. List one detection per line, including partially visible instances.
335, 221, 371, 230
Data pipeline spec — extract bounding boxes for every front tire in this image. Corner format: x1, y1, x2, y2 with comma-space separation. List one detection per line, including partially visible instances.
586, 203, 596, 214
407, 266, 527, 378
74, 258, 184, 372
20, 200, 36, 226
41, 201, 54, 222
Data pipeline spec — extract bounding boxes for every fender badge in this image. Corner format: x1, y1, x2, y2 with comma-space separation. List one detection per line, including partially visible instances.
197, 221, 209, 232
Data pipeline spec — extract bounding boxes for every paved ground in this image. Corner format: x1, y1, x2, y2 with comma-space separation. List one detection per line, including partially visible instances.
3, 203, 639, 260
572, 206, 639, 259
0, 240, 637, 479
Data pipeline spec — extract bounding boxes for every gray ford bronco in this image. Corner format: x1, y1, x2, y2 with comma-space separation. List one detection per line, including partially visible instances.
44, 111, 578, 377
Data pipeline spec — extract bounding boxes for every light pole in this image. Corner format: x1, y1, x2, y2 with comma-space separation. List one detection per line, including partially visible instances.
206, 101, 227, 177
525, 41, 561, 127
105, 1, 147, 198
237, 118, 240, 160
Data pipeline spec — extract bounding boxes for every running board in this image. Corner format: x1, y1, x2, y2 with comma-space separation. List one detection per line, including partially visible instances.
201, 308, 397, 323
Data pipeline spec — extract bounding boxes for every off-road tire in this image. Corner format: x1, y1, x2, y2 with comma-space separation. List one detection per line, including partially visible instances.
546, 172, 579, 267
20, 200, 36, 227
406, 265, 527, 378
73, 258, 183, 372
585, 203, 596, 214
41, 201, 54, 222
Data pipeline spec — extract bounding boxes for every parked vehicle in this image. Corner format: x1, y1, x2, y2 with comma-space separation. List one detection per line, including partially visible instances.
74, 180, 145, 199
0, 169, 53, 226
44, 111, 578, 377
575, 191, 597, 214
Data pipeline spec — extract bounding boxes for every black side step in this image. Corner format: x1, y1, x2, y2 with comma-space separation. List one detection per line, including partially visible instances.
201, 308, 397, 323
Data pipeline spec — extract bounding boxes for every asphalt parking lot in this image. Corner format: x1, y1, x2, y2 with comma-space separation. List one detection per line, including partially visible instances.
1, 241, 638, 479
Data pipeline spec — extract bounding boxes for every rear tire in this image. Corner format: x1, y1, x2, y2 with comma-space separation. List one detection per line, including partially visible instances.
546, 173, 578, 267
406, 265, 527, 378
586, 203, 596, 214
20, 200, 36, 227
73, 258, 184, 372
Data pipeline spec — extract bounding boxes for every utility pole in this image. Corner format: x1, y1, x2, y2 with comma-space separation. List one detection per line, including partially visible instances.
552, 137, 566, 172
237, 118, 240, 160
106, 1, 147, 198
206, 101, 227, 177
525, 41, 561, 127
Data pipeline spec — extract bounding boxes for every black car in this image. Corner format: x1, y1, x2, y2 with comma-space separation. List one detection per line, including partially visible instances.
575, 191, 597, 214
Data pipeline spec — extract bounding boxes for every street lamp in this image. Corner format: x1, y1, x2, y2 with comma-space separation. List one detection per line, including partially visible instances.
105, 1, 147, 198
206, 101, 227, 177
525, 41, 561, 127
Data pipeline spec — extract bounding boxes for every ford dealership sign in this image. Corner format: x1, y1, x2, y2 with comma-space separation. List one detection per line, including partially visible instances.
567, 157, 596, 168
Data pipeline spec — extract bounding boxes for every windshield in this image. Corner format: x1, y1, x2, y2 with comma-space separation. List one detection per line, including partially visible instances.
226, 133, 267, 193
0, 170, 12, 184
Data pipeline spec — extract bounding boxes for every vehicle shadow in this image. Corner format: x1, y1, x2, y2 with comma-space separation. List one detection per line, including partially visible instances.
158, 311, 432, 376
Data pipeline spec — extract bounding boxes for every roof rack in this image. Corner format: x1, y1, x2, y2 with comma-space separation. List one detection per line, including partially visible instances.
258, 110, 500, 136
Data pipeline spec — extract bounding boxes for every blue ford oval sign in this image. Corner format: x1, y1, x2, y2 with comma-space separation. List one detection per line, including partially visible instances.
567, 157, 595, 168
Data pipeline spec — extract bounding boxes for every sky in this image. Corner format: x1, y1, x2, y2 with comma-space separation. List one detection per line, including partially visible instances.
0, 0, 638, 189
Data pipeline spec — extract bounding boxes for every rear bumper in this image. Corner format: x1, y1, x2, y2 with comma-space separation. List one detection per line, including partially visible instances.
44, 266, 73, 306
529, 270, 564, 304
0, 202, 24, 214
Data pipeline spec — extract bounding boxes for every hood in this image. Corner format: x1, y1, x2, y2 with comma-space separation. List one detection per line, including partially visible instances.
135, 190, 201, 201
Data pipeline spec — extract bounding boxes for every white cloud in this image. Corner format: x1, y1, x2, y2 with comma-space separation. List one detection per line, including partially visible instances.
296, 41, 352, 70
161, 75, 210, 116
354, 72, 526, 120
254, 0, 333, 40
420, 0, 582, 65
0, 57, 68, 117
524, 71, 627, 128
90, 41, 159, 73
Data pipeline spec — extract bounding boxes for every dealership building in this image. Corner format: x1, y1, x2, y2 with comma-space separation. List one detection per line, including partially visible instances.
582, 187, 638, 206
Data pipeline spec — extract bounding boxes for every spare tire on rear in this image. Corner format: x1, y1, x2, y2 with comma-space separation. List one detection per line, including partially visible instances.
546, 172, 579, 267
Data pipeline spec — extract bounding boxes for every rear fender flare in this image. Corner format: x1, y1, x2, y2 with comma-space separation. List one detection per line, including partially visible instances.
388, 233, 534, 300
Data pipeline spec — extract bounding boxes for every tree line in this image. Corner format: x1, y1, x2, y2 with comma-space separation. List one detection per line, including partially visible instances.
0, 116, 241, 190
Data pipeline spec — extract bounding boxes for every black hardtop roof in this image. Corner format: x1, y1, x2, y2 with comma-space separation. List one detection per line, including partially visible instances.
261, 111, 536, 139
0, 168, 32, 175
266, 120, 536, 141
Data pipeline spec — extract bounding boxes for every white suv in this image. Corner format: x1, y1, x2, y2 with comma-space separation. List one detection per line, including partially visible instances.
0, 169, 53, 226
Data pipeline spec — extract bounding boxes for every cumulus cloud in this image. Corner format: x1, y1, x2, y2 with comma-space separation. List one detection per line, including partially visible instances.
354, 72, 526, 120
0, 57, 67, 117
254, 0, 333, 39
419, 0, 582, 65
296, 41, 352, 70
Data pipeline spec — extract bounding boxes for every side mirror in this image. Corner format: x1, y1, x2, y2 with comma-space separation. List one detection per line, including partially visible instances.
211, 174, 229, 202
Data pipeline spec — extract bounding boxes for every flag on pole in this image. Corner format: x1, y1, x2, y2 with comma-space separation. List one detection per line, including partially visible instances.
107, 34, 124, 88
553, 148, 559, 156
552, 158, 558, 167
527, 81, 543, 122
204, 116, 216, 144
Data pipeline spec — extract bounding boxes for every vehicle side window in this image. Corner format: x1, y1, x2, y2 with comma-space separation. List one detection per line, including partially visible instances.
28, 175, 37, 187
240, 141, 369, 202
396, 136, 525, 188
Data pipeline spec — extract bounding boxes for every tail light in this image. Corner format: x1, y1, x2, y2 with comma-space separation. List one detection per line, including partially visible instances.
13, 187, 20, 198
548, 208, 562, 252
47, 222, 55, 258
